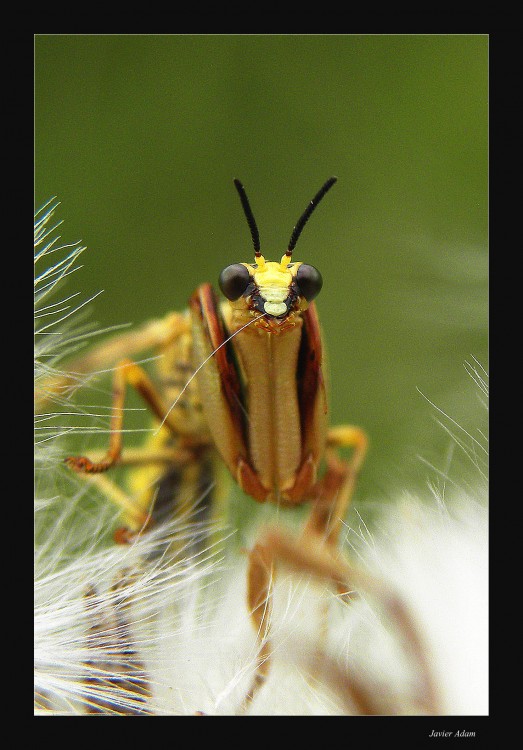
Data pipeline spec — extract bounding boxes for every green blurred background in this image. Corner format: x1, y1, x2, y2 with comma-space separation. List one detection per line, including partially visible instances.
35, 35, 488, 523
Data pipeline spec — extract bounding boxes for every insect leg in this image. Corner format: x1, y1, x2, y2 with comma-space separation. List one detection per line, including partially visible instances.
304, 425, 368, 546
242, 425, 367, 710
241, 525, 356, 713
65, 358, 193, 474
244, 528, 440, 715
80, 472, 152, 530
84, 444, 197, 468
243, 542, 274, 707
35, 311, 190, 410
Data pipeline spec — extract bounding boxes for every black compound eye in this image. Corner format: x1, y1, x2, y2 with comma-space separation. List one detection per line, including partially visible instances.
296, 264, 323, 302
219, 263, 251, 300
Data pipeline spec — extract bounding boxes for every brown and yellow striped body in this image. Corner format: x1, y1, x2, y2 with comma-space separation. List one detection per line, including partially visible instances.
123, 315, 223, 539
190, 283, 328, 507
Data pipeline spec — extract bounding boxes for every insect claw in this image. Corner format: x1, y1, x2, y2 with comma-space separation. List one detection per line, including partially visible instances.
113, 526, 138, 545
64, 455, 92, 472
64, 455, 111, 473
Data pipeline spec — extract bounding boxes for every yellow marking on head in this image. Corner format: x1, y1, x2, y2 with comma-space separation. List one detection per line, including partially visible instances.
251, 260, 293, 318
252, 260, 292, 288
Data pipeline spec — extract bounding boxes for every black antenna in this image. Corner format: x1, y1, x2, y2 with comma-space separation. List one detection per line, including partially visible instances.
287, 176, 337, 257
233, 178, 261, 257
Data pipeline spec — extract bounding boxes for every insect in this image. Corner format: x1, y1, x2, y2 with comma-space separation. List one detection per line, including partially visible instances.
61, 177, 368, 705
